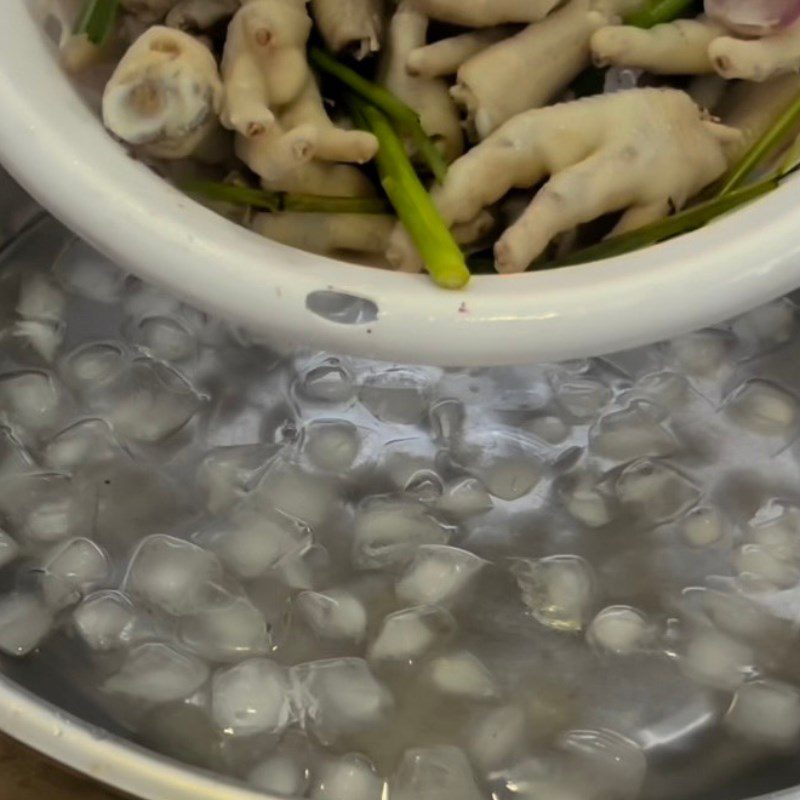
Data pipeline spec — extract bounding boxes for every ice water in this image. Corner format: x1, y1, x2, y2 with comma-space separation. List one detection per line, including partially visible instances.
3, 219, 800, 800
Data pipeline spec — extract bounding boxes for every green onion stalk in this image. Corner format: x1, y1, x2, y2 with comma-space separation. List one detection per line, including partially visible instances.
554, 175, 784, 266
716, 89, 800, 197
309, 46, 449, 183
349, 95, 470, 289
624, 0, 698, 28
74, 0, 119, 45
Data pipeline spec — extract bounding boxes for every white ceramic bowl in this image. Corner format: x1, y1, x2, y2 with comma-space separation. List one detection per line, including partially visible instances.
3, 0, 800, 367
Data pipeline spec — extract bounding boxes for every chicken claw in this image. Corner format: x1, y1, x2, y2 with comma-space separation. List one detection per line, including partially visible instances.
433, 89, 734, 273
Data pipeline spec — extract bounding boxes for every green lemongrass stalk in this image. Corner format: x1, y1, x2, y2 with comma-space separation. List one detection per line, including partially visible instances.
552, 177, 779, 266
349, 97, 470, 289
309, 46, 448, 183
74, 0, 119, 45
716, 88, 800, 197
780, 130, 800, 174
625, 0, 696, 27
182, 180, 391, 214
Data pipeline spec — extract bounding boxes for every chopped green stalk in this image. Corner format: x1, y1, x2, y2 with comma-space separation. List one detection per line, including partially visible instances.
553, 178, 778, 266
780, 131, 800, 174
625, 0, 696, 28
349, 97, 469, 289
182, 180, 391, 214
309, 46, 448, 183
74, 0, 119, 45
716, 88, 800, 197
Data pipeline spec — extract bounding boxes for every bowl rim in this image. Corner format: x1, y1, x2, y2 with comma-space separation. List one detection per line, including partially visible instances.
0, 671, 279, 800
1, 666, 800, 800
3, 0, 800, 369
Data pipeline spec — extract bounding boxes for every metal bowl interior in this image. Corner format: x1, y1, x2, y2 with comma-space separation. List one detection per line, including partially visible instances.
3, 620, 800, 800
3, 0, 800, 366
0, 205, 799, 800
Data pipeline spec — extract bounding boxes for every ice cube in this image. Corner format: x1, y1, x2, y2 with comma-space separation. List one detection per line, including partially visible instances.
523, 415, 570, 445
40, 537, 110, 610
311, 753, 384, 800
125, 535, 223, 616
488, 756, 581, 800
122, 282, 182, 322
429, 398, 465, 446
104, 642, 209, 703
298, 358, 356, 405
72, 590, 136, 651
368, 605, 456, 663
61, 342, 127, 389
725, 680, 800, 745
701, 590, 785, 645
292, 657, 393, 742
559, 729, 646, 800
304, 421, 361, 473
253, 462, 336, 528
0, 529, 19, 570
295, 588, 368, 642
248, 753, 308, 797
203, 508, 312, 581
483, 456, 541, 501
556, 380, 612, 421
16, 273, 66, 322
725, 380, 798, 437
615, 459, 700, 524
0, 472, 96, 545
680, 628, 754, 690
0, 593, 52, 656
732, 299, 796, 354
211, 658, 294, 736
273, 543, 329, 591
467, 705, 528, 772
513, 555, 597, 632
133, 316, 196, 362
0, 426, 33, 479
561, 475, 613, 529
748, 501, 800, 562
668, 330, 730, 376
633, 371, 690, 409
395, 545, 486, 607
0, 370, 63, 433
195, 444, 278, 514
455, 432, 543, 502
403, 470, 445, 504
352, 499, 451, 570
11, 319, 63, 363
52, 239, 126, 303
436, 478, 493, 519
587, 606, 649, 654
681, 506, 724, 548
423, 651, 497, 700
360, 369, 431, 424
734, 544, 800, 589
179, 594, 269, 662
589, 402, 675, 461
392, 746, 483, 800
383, 442, 437, 494
43, 418, 125, 470
108, 360, 203, 444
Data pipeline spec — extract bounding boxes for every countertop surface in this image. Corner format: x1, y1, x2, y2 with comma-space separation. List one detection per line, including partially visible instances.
0, 734, 121, 799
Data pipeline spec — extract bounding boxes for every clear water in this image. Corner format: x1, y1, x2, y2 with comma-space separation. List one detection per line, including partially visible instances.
3, 216, 800, 800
